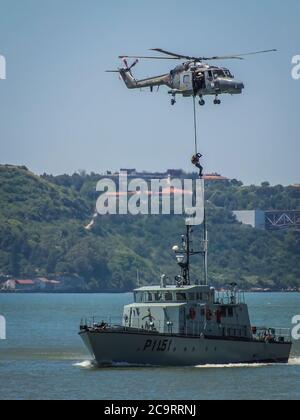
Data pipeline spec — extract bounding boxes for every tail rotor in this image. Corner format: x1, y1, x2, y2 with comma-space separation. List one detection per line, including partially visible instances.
106, 58, 139, 88
122, 58, 139, 77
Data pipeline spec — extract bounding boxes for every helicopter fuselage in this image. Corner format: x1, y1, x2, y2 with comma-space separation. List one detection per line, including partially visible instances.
170, 63, 244, 96
119, 61, 244, 105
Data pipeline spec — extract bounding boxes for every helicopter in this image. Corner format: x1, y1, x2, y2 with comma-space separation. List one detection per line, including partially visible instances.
107, 48, 277, 106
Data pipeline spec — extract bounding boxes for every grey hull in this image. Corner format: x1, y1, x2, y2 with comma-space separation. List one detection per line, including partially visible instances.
80, 330, 291, 367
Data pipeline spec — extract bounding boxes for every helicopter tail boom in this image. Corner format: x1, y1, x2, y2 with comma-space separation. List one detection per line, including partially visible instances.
119, 69, 171, 90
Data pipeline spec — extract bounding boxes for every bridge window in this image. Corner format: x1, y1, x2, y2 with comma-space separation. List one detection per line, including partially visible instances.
165, 292, 173, 301
209, 292, 214, 303
221, 307, 227, 317
134, 292, 143, 303
188, 293, 195, 301
176, 292, 187, 302
154, 292, 162, 301
147, 293, 153, 302
228, 307, 234, 317
197, 293, 203, 301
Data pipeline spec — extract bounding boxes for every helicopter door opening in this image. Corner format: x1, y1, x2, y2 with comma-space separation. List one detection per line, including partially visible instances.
180, 72, 193, 95
193, 71, 205, 95
204, 70, 215, 93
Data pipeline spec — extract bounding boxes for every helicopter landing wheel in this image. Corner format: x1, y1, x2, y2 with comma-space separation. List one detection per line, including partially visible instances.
214, 97, 221, 105
171, 99, 176, 106
199, 99, 205, 106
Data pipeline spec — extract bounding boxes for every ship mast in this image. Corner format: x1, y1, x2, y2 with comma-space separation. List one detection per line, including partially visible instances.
174, 219, 207, 286
203, 207, 208, 286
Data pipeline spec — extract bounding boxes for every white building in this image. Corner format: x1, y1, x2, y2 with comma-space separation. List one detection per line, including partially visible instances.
233, 210, 266, 230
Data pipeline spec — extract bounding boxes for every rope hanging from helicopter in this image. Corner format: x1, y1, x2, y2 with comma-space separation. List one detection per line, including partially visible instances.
191, 92, 208, 285
191, 93, 204, 181
193, 95, 198, 156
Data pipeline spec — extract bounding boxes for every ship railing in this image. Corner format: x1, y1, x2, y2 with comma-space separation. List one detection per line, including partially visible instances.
79, 316, 123, 330
80, 317, 249, 339
79, 318, 291, 344
124, 321, 253, 339
80, 317, 248, 338
215, 290, 246, 305
251, 326, 292, 344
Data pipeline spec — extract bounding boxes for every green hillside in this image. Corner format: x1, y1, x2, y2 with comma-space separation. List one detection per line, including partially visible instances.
0, 165, 299, 291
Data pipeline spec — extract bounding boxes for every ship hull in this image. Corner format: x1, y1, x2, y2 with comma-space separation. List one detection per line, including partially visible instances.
80, 330, 292, 366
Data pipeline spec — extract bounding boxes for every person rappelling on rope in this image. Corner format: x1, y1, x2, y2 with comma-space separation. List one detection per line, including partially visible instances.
191, 153, 204, 179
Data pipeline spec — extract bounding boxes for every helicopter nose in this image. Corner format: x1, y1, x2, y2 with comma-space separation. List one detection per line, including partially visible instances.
218, 79, 244, 94
225, 80, 244, 94
234, 81, 245, 93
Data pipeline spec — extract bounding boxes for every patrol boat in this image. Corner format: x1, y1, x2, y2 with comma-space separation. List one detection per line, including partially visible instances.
79, 221, 292, 366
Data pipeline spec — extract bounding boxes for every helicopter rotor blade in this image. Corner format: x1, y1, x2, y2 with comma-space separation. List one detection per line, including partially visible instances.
119, 55, 179, 60
150, 48, 192, 60
150, 48, 278, 61
119, 48, 278, 63
203, 56, 244, 61
203, 49, 278, 61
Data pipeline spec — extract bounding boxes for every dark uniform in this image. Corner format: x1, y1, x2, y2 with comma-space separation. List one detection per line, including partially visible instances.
191, 153, 204, 178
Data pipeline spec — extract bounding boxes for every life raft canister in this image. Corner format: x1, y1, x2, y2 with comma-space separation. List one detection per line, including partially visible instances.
189, 307, 197, 320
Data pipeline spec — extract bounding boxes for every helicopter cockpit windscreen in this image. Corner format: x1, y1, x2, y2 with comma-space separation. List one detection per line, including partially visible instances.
224, 69, 234, 79
213, 69, 234, 79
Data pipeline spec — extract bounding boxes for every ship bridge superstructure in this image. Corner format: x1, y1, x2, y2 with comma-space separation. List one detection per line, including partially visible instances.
123, 283, 252, 340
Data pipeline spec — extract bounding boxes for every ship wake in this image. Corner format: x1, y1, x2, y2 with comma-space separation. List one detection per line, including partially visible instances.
73, 360, 97, 369
195, 357, 300, 369
73, 360, 156, 369
195, 363, 269, 369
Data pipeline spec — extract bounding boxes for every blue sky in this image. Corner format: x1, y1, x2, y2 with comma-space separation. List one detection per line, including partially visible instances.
0, 0, 299, 185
